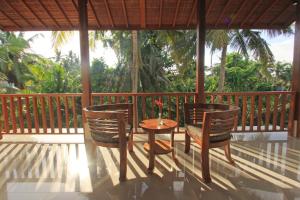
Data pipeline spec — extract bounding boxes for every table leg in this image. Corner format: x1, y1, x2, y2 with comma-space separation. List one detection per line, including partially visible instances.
148, 132, 155, 173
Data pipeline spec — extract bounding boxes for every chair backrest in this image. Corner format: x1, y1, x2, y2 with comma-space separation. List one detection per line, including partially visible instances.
83, 103, 133, 143
184, 103, 239, 135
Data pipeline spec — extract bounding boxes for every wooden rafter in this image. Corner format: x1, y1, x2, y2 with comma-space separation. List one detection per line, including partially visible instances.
253, 0, 280, 26
228, 0, 248, 27
0, 10, 21, 29
214, 0, 232, 27
5, 0, 33, 27
21, 0, 47, 28
38, 0, 61, 28
159, 0, 163, 27
104, 0, 114, 27
72, 0, 78, 11
89, 0, 101, 27
270, 3, 292, 25
121, 0, 129, 28
54, 0, 74, 27
172, 0, 181, 27
140, 0, 146, 28
206, 0, 215, 18
241, 0, 263, 27
187, 0, 197, 27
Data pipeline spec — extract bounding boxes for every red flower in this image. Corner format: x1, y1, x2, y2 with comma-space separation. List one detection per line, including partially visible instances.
155, 99, 163, 108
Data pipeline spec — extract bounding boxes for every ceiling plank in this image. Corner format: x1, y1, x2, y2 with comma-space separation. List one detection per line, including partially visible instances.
253, 0, 280, 26
0, 10, 21, 29
38, 0, 61, 28
121, 0, 129, 28
5, 0, 33, 27
270, 3, 292, 26
89, 0, 101, 27
214, 0, 232, 27
21, 0, 47, 28
241, 0, 263, 27
172, 0, 181, 27
159, 0, 163, 27
187, 0, 196, 27
228, 0, 248, 27
54, 0, 74, 27
104, 0, 114, 27
140, 0, 146, 28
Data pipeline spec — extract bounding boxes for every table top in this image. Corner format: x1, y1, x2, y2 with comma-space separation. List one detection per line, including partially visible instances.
139, 118, 177, 133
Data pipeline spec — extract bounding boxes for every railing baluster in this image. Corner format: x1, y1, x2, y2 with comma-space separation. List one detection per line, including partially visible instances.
227, 95, 231, 105
218, 95, 223, 103
25, 97, 32, 134
168, 96, 171, 119
40, 96, 47, 133
72, 96, 78, 134
288, 93, 296, 136
48, 96, 55, 133
100, 96, 104, 104
265, 95, 271, 131
250, 95, 255, 131
280, 94, 287, 131
151, 97, 155, 118
176, 95, 179, 133
142, 96, 146, 119
56, 96, 62, 133
1, 97, 9, 133
9, 96, 17, 133
234, 95, 239, 131
64, 96, 70, 134
33, 96, 40, 134
242, 96, 247, 131
17, 97, 24, 134
257, 95, 263, 132
272, 95, 279, 131
133, 95, 138, 133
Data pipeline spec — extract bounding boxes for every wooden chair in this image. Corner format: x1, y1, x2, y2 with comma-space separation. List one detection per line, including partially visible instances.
184, 103, 239, 183
83, 103, 134, 181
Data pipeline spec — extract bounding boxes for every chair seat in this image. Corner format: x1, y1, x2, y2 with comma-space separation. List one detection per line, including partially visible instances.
186, 124, 231, 143
91, 124, 132, 143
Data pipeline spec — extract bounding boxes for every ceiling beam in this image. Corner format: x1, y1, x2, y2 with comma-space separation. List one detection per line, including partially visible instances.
253, 0, 280, 26
38, 0, 61, 28
104, 0, 114, 27
5, 0, 33, 27
187, 0, 197, 27
0, 10, 21, 29
206, 0, 215, 18
121, 0, 129, 28
89, 0, 101, 27
270, 3, 292, 26
214, 0, 232, 27
159, 0, 163, 27
241, 0, 263, 27
72, 0, 78, 11
172, 0, 181, 27
21, 0, 47, 28
54, 0, 74, 27
140, 0, 146, 28
228, 0, 248, 27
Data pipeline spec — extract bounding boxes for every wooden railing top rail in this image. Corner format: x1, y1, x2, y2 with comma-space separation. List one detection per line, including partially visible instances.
0, 93, 82, 97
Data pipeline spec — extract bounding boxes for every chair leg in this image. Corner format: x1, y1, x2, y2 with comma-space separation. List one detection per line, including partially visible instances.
201, 148, 211, 183
224, 143, 235, 164
185, 131, 191, 153
128, 131, 134, 152
119, 141, 127, 181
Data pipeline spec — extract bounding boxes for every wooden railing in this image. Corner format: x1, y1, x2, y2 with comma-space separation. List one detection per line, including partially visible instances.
0, 91, 296, 135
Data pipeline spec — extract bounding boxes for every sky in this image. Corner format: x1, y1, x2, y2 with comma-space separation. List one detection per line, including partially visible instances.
24, 30, 295, 67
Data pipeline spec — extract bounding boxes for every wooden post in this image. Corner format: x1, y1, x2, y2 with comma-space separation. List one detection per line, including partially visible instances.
292, 2, 300, 137
196, 0, 206, 103
79, 0, 91, 109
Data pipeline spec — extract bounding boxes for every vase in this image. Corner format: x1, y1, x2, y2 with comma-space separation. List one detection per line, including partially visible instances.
158, 113, 163, 125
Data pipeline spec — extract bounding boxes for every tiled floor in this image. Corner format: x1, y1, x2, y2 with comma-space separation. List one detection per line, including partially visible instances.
0, 132, 300, 200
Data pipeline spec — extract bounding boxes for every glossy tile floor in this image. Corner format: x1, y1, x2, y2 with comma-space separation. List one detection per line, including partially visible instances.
0, 132, 300, 200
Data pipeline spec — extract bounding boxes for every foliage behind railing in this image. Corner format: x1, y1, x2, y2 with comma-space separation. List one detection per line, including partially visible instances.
0, 91, 296, 135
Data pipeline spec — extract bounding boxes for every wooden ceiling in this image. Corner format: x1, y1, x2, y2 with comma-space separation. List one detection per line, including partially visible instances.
0, 0, 297, 31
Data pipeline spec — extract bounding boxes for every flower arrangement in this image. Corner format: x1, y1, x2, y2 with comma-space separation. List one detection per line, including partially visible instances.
155, 99, 163, 125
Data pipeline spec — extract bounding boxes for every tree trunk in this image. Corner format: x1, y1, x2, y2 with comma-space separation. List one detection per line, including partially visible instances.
131, 31, 139, 93
218, 45, 227, 92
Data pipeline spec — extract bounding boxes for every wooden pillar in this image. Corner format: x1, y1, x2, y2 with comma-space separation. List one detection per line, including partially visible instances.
292, 2, 300, 137
196, 0, 206, 103
79, 0, 91, 109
